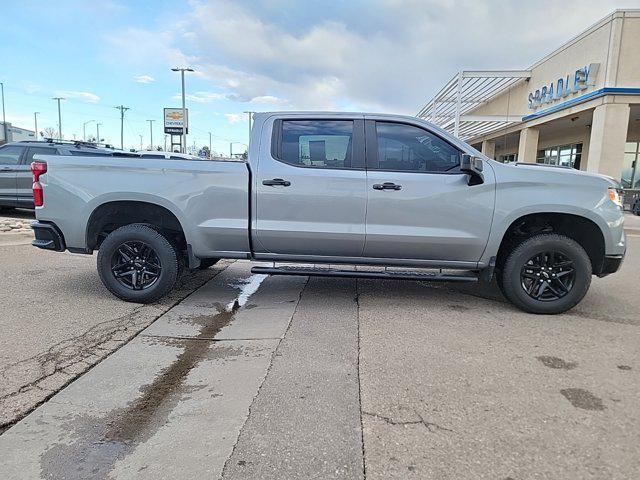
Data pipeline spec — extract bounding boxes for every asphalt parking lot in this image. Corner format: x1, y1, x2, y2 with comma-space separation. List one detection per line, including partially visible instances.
0, 211, 639, 479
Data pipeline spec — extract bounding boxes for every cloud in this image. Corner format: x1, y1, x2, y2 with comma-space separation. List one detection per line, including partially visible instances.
134, 75, 155, 84
173, 91, 225, 103
56, 90, 100, 103
224, 113, 247, 124
110, 0, 628, 113
249, 95, 289, 106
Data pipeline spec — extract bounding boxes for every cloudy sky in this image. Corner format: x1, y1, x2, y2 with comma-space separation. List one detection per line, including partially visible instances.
0, 0, 636, 152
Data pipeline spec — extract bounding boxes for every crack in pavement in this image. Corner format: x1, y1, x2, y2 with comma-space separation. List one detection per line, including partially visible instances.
362, 411, 454, 433
0, 266, 226, 431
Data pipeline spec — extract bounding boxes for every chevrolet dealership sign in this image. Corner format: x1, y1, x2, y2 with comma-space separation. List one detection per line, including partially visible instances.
527, 63, 599, 110
164, 108, 189, 134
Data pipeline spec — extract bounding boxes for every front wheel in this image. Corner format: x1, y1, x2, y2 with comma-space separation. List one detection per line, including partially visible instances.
97, 224, 180, 303
500, 234, 592, 314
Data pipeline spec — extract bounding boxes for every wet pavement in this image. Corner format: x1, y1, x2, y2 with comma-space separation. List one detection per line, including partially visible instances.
0, 235, 639, 479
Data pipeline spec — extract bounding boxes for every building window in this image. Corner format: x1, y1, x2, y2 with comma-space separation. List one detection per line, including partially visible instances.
499, 154, 517, 163
536, 143, 582, 168
622, 142, 640, 189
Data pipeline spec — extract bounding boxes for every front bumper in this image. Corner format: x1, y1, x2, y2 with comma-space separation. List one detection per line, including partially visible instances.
31, 221, 66, 252
598, 254, 624, 277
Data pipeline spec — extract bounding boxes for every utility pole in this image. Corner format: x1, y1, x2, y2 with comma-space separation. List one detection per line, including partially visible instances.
243, 111, 254, 145
139, 134, 143, 151
208, 132, 212, 158
164, 134, 168, 151
146, 119, 154, 150
52, 97, 65, 140
1, 82, 6, 143
115, 105, 130, 150
34, 112, 39, 139
96, 123, 102, 144
171, 67, 194, 153
82, 120, 94, 141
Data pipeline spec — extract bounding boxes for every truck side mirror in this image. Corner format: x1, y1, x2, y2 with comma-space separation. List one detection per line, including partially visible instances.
460, 154, 484, 186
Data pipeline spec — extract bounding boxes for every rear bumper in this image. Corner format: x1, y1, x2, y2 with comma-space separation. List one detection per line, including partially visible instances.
598, 254, 624, 277
31, 221, 66, 252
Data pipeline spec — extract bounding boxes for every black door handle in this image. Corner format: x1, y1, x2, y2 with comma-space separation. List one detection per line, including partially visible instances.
373, 182, 402, 191
262, 178, 291, 187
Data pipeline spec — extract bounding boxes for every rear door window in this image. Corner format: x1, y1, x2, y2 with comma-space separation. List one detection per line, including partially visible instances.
0, 146, 25, 165
25, 147, 57, 163
277, 120, 356, 169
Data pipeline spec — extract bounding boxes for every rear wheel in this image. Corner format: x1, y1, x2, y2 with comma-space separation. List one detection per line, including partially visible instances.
97, 224, 179, 303
500, 234, 592, 314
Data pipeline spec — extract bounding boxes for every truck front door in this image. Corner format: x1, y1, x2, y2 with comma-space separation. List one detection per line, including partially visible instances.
255, 118, 367, 257
363, 119, 495, 264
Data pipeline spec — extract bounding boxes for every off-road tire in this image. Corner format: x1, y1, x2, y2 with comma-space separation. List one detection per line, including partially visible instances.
97, 224, 179, 303
500, 234, 592, 314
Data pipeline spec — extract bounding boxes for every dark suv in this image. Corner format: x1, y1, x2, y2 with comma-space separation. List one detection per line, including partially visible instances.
0, 140, 116, 209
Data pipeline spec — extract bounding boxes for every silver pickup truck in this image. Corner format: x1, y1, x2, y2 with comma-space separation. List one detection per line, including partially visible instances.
30, 112, 625, 314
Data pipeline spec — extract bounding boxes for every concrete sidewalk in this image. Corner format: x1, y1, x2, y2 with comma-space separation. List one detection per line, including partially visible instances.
0, 262, 307, 479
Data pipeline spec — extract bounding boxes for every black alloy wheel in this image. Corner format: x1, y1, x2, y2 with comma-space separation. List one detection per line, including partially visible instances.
520, 251, 576, 302
500, 233, 591, 314
97, 223, 180, 303
111, 241, 162, 290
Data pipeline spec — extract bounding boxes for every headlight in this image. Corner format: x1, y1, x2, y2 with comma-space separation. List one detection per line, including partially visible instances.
608, 188, 623, 208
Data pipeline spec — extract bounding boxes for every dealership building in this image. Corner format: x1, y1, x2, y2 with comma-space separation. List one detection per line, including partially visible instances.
419, 9, 640, 195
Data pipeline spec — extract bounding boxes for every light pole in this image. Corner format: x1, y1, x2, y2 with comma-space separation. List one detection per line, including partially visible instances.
243, 111, 254, 145
164, 134, 168, 151
82, 120, 94, 141
146, 119, 154, 150
171, 67, 194, 153
52, 97, 65, 140
1, 82, 6, 143
96, 123, 102, 144
34, 112, 39, 139
139, 134, 143, 151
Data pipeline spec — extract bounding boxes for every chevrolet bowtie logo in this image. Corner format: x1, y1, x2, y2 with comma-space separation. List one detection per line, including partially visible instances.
167, 112, 183, 120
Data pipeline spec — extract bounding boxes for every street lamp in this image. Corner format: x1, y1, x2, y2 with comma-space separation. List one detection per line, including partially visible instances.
96, 123, 102, 144
171, 67, 194, 153
146, 119, 155, 150
139, 134, 143, 151
1, 82, 6, 143
82, 120, 94, 141
34, 112, 40, 139
243, 111, 255, 145
52, 97, 65, 139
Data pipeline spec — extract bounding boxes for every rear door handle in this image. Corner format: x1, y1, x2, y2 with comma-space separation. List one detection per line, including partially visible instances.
262, 178, 291, 187
373, 182, 402, 191
0, 166, 13, 171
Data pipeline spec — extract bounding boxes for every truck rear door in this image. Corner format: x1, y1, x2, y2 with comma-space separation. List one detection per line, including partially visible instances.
362, 118, 495, 263
254, 117, 367, 257
0, 145, 25, 207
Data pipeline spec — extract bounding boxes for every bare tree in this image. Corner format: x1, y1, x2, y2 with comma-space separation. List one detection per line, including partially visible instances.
42, 127, 56, 139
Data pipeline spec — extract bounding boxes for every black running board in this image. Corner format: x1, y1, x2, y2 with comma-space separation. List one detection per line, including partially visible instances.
251, 265, 479, 283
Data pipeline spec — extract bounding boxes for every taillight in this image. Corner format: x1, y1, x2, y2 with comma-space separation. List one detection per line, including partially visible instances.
31, 161, 47, 207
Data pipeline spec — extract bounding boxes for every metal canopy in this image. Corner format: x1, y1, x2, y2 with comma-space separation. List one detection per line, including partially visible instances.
417, 70, 531, 142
